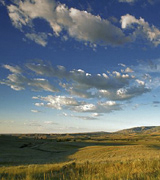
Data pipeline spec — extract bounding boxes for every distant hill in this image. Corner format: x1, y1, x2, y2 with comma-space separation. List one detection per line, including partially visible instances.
115, 126, 160, 134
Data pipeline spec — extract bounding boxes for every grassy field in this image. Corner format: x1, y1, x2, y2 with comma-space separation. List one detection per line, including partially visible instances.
1, 131, 160, 179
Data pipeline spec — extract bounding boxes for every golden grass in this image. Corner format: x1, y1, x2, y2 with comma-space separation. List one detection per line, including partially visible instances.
69, 144, 160, 163
1, 134, 160, 179
1, 159, 160, 180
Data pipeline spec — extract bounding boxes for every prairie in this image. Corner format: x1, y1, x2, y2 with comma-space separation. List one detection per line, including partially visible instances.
1, 128, 160, 179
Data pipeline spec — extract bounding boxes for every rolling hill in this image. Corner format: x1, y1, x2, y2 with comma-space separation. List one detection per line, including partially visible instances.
115, 126, 160, 134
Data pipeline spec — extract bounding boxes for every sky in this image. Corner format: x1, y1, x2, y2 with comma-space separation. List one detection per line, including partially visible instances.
0, 0, 160, 134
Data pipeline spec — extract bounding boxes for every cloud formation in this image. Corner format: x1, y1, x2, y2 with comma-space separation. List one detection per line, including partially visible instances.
35, 95, 79, 110
26, 62, 134, 92
3, 64, 22, 74
31, 109, 41, 113
5, 0, 130, 47
25, 32, 48, 47
1, 60, 153, 116
118, 0, 160, 4
1, 65, 58, 92
121, 14, 160, 46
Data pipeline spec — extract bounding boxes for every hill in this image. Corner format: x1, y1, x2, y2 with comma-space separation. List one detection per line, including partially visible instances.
115, 126, 160, 134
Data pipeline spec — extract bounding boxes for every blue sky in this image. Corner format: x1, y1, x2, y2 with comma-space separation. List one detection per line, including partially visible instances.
1, 0, 160, 133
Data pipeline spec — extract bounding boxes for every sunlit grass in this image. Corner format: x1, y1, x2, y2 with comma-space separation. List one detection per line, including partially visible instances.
69, 145, 160, 163
1, 159, 160, 180
1, 134, 160, 179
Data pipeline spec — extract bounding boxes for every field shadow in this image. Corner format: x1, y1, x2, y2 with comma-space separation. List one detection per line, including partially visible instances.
0, 135, 138, 166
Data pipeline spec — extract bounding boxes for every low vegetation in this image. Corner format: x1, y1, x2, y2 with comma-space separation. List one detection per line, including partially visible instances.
1, 126, 160, 179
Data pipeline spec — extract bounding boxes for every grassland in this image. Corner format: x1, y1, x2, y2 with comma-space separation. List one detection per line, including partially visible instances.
1, 129, 160, 179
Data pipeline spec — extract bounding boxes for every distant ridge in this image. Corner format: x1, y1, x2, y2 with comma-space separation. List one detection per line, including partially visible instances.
2, 126, 160, 136
115, 126, 160, 134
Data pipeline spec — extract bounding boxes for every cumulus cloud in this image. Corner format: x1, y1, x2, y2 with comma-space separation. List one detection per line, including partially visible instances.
33, 94, 122, 114
26, 62, 134, 92
35, 103, 44, 107
1, 60, 153, 116
5, 0, 130, 47
98, 83, 150, 101
72, 100, 122, 113
25, 61, 151, 101
124, 67, 134, 73
121, 14, 160, 46
1, 61, 150, 102
34, 95, 79, 110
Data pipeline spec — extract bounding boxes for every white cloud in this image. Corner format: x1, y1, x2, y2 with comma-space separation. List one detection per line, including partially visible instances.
72, 101, 122, 113
1, 60, 152, 107
26, 62, 133, 92
63, 112, 68, 116
136, 79, 145, 86
92, 113, 102, 117
121, 14, 139, 29
0, 73, 58, 92
116, 85, 150, 100
121, 14, 160, 46
31, 109, 41, 113
73, 103, 96, 112
3, 64, 22, 74
33, 94, 122, 114
98, 83, 150, 101
1, 60, 153, 117
25, 32, 48, 47
118, 63, 126, 67
65, 8, 130, 46
5, 0, 130, 47
35, 95, 79, 110
72, 115, 98, 120
44, 121, 58, 125
35, 103, 44, 107
124, 67, 134, 73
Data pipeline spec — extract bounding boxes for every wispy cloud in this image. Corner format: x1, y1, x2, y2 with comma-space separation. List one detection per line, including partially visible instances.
3, 64, 22, 74
44, 121, 58, 125
1, 65, 58, 92
31, 109, 42, 113
118, 0, 160, 4
25, 32, 48, 47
